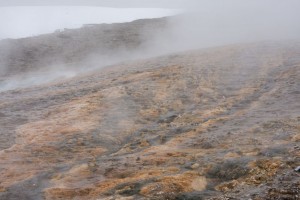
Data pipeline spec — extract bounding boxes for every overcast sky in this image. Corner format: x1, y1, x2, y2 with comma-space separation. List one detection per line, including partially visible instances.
0, 0, 186, 8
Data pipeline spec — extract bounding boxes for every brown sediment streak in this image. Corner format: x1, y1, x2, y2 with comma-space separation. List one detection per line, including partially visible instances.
0, 42, 299, 199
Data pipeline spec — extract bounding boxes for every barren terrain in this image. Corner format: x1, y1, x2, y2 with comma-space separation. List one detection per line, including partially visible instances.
0, 19, 299, 200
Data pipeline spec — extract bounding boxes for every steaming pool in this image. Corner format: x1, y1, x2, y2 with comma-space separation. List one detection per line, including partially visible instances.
0, 6, 180, 40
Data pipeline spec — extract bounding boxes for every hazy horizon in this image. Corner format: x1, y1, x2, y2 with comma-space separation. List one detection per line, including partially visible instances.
0, 6, 179, 40
0, 0, 186, 8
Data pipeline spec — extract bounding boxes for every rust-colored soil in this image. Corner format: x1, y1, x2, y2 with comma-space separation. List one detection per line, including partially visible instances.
0, 42, 299, 199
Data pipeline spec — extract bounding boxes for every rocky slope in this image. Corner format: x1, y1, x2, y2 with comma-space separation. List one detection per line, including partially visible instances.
0, 17, 167, 78
0, 39, 299, 199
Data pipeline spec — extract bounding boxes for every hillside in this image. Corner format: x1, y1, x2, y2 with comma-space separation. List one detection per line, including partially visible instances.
0, 38, 299, 199
0, 17, 167, 77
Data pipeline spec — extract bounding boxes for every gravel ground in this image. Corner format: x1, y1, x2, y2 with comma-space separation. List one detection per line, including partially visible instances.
0, 18, 299, 200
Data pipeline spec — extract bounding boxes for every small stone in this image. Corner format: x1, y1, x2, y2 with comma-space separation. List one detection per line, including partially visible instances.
294, 166, 300, 172
179, 160, 185, 165
89, 163, 96, 167
191, 163, 200, 169
191, 176, 207, 191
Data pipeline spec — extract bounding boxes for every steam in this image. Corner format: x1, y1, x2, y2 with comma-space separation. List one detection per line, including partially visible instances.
1, 0, 300, 92
143, 0, 300, 55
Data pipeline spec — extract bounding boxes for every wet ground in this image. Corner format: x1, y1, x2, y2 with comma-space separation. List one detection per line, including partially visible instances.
0, 41, 299, 199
